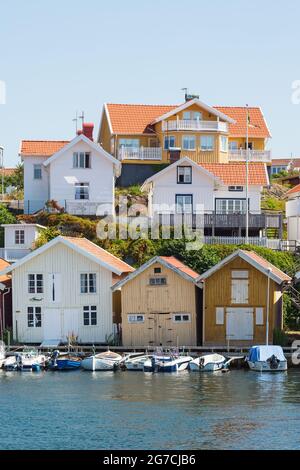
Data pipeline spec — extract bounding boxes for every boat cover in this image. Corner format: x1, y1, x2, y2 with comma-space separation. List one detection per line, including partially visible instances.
248, 345, 286, 362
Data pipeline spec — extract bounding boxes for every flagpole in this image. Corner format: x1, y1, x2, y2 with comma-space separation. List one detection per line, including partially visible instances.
245, 104, 249, 244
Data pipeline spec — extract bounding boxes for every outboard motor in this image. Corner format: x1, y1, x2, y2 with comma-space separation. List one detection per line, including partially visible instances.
151, 356, 157, 373
267, 354, 280, 370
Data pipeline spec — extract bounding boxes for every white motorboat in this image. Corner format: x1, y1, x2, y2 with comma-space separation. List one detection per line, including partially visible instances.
0, 341, 6, 368
3, 348, 47, 371
125, 354, 151, 371
189, 353, 227, 372
144, 350, 192, 373
246, 345, 287, 372
81, 350, 122, 371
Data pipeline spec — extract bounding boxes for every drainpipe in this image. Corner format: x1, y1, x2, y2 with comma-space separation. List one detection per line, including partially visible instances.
0, 286, 10, 342
266, 268, 272, 345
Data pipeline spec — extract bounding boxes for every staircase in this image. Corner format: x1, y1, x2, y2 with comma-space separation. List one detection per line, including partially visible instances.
285, 285, 300, 309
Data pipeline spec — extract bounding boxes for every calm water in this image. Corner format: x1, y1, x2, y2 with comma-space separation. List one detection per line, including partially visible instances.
1, 368, 300, 450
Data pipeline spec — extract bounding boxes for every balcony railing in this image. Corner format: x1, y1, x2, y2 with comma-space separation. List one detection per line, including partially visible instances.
0, 248, 31, 262
228, 149, 271, 162
162, 120, 229, 132
118, 147, 162, 161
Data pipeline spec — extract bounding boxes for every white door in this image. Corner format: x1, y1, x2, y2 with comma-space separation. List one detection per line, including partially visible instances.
43, 309, 62, 340
226, 308, 253, 341
62, 309, 80, 342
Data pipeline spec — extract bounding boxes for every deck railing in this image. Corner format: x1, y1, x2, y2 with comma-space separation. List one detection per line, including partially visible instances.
118, 147, 162, 161
228, 149, 271, 162
162, 120, 228, 132
0, 248, 31, 261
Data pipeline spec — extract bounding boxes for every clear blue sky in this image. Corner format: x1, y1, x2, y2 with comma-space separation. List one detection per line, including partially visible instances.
0, 0, 299, 166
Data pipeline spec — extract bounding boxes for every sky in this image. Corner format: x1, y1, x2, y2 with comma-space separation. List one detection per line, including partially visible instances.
0, 0, 300, 166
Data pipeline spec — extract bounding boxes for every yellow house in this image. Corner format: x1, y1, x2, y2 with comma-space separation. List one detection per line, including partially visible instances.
112, 256, 201, 347
98, 97, 271, 184
199, 250, 291, 347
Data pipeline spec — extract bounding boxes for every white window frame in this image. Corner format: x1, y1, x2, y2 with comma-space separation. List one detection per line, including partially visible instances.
200, 135, 214, 151
164, 135, 176, 150
149, 277, 167, 286
83, 305, 97, 326
128, 314, 145, 324
177, 166, 192, 184
228, 186, 244, 192
215, 199, 247, 214
15, 229, 25, 245
182, 135, 196, 150
220, 135, 228, 152
75, 182, 89, 200
175, 194, 193, 214
80, 273, 97, 294
33, 164, 42, 180
73, 152, 91, 169
119, 138, 140, 149
28, 274, 43, 294
27, 306, 42, 328
172, 313, 191, 323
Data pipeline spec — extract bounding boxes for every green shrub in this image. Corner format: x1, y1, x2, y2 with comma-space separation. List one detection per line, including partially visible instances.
273, 328, 289, 346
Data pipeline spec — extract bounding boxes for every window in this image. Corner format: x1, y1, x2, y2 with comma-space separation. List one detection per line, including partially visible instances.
177, 166, 192, 184
149, 138, 159, 148
183, 111, 202, 120
215, 199, 247, 214
28, 274, 43, 294
149, 277, 167, 286
175, 194, 193, 213
271, 166, 288, 175
15, 230, 25, 245
154, 267, 161, 274
83, 306, 97, 326
128, 314, 144, 323
256, 307, 264, 325
183, 111, 191, 120
27, 307, 42, 328
194, 111, 202, 120
228, 186, 243, 192
80, 273, 96, 294
75, 183, 89, 200
164, 135, 176, 150
110, 137, 115, 155
33, 164, 42, 180
229, 141, 238, 150
182, 135, 196, 150
216, 307, 224, 325
200, 135, 214, 151
231, 270, 249, 304
73, 152, 91, 169
220, 136, 228, 152
119, 138, 139, 149
172, 313, 191, 323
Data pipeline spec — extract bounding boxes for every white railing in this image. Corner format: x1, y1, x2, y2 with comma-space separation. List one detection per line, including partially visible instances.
162, 120, 228, 132
118, 147, 162, 161
0, 248, 31, 261
66, 201, 113, 216
204, 236, 270, 246
228, 149, 271, 162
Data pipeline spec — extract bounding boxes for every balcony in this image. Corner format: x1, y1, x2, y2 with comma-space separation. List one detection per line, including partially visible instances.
228, 149, 271, 163
162, 119, 229, 132
0, 248, 31, 262
118, 147, 162, 161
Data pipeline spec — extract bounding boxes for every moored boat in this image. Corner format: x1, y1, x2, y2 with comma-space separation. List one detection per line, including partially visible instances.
124, 354, 151, 371
0, 341, 6, 368
189, 353, 226, 372
144, 349, 192, 372
246, 345, 287, 372
48, 350, 82, 370
3, 348, 47, 371
81, 350, 122, 371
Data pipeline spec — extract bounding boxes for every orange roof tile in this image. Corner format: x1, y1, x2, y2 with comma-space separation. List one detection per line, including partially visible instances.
160, 256, 199, 280
0, 258, 11, 283
20, 140, 69, 157
214, 106, 270, 138
240, 250, 291, 282
1, 168, 17, 177
271, 158, 300, 168
286, 183, 300, 195
62, 237, 134, 274
201, 162, 268, 186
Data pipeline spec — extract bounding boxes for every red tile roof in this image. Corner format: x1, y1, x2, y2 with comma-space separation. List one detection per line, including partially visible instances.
62, 237, 134, 274
271, 158, 300, 168
106, 103, 177, 135
214, 106, 270, 138
201, 162, 268, 186
0, 258, 11, 283
160, 256, 199, 280
240, 250, 291, 282
286, 183, 300, 195
105, 103, 270, 138
1, 168, 17, 177
20, 140, 69, 157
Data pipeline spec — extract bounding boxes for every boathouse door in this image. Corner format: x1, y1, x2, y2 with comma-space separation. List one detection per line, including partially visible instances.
147, 313, 173, 346
226, 308, 253, 341
43, 309, 62, 340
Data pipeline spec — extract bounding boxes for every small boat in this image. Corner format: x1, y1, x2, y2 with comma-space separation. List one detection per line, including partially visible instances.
3, 348, 47, 371
125, 354, 151, 371
246, 345, 287, 372
49, 350, 82, 371
0, 341, 6, 368
81, 350, 122, 371
189, 353, 227, 372
144, 349, 192, 373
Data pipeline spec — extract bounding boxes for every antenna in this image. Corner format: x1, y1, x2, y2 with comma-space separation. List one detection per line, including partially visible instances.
181, 87, 188, 101
78, 111, 85, 127
72, 111, 78, 132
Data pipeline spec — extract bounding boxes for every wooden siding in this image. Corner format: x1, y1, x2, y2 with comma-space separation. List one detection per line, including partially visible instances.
203, 257, 282, 346
121, 262, 197, 346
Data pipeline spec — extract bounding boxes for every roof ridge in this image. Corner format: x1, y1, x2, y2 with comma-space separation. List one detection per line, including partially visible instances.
21, 139, 69, 142
106, 103, 178, 107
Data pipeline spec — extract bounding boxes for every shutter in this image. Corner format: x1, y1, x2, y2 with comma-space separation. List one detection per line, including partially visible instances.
216, 307, 224, 325
256, 307, 264, 325
231, 279, 248, 303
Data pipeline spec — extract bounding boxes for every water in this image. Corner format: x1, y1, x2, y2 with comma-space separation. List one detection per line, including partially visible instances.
1, 368, 300, 450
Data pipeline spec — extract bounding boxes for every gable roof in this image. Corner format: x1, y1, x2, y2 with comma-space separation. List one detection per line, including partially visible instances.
43, 134, 121, 168
20, 140, 70, 157
214, 106, 271, 138
112, 255, 200, 291
201, 162, 269, 186
0, 236, 134, 277
286, 183, 300, 196
198, 249, 291, 285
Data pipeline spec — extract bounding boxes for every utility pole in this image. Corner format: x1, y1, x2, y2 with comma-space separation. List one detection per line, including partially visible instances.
245, 105, 249, 244
266, 268, 272, 345
0, 146, 4, 201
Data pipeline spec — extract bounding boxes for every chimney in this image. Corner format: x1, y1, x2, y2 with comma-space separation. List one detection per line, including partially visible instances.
82, 122, 94, 141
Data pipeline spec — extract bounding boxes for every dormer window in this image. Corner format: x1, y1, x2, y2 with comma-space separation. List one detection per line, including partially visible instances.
15, 229, 25, 245
177, 166, 192, 184
73, 152, 91, 169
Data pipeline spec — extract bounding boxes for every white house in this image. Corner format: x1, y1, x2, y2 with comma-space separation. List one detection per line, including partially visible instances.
141, 157, 274, 240
286, 184, 300, 242
20, 123, 121, 215
0, 236, 134, 344
0, 223, 46, 261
